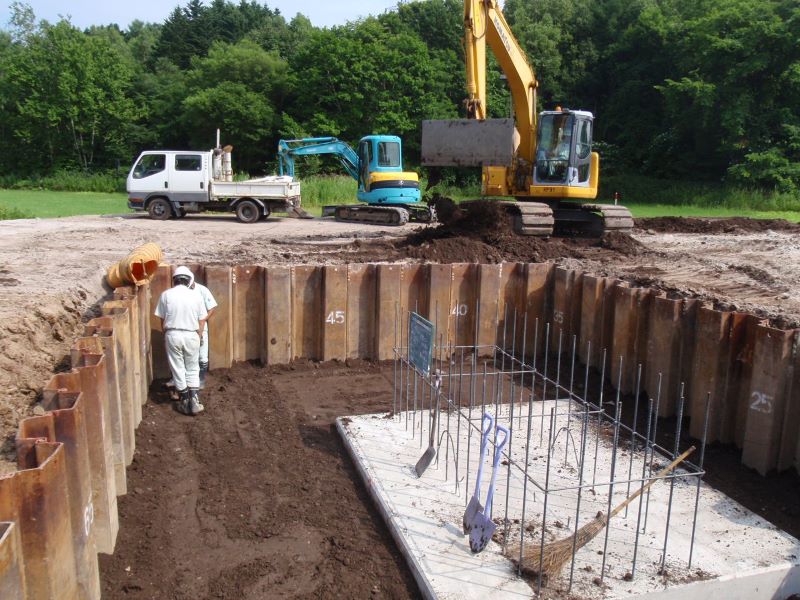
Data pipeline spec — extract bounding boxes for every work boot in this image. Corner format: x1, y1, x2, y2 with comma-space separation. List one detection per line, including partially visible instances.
188, 388, 204, 415
199, 362, 209, 390
176, 388, 192, 415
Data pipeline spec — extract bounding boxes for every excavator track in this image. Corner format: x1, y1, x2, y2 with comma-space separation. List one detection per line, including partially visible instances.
553, 203, 635, 236
509, 202, 555, 237
580, 204, 635, 232
333, 204, 410, 226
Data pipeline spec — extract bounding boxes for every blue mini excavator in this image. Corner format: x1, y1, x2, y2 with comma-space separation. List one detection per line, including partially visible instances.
277, 135, 435, 225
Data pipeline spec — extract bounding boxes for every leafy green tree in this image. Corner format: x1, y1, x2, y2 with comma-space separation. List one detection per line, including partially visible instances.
181, 40, 289, 171
286, 18, 457, 163
1, 19, 139, 171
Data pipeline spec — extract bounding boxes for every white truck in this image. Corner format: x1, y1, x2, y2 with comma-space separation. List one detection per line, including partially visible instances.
126, 146, 309, 223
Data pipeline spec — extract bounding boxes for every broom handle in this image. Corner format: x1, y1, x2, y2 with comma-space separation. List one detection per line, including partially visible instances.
608, 446, 695, 521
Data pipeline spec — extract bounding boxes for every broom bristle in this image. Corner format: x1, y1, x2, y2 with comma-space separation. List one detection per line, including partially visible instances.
508, 513, 607, 580
505, 446, 695, 584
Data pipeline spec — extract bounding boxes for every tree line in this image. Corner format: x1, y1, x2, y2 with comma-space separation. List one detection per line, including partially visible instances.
0, 0, 798, 193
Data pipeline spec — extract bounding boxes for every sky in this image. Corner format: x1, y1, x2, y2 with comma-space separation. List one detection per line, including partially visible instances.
0, 0, 401, 30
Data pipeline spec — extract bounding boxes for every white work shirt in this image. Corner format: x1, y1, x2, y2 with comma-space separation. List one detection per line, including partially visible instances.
155, 285, 208, 331
193, 283, 218, 312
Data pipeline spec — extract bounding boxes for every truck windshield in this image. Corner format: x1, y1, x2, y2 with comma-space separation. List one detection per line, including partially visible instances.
377, 142, 401, 167
133, 154, 166, 179
535, 114, 573, 183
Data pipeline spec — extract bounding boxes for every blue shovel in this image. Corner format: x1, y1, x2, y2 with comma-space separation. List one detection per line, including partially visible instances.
462, 413, 494, 534
469, 423, 509, 554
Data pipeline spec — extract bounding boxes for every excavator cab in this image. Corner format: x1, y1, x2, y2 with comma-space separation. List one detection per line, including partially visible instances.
532, 109, 597, 196
355, 135, 420, 205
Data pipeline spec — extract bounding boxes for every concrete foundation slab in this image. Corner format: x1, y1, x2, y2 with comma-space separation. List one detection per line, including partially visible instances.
338, 401, 800, 599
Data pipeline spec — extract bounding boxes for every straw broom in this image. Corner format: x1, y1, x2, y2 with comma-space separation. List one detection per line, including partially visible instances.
508, 446, 695, 582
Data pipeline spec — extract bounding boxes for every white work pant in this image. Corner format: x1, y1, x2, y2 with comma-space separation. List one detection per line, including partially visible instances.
200, 327, 209, 365
165, 330, 200, 390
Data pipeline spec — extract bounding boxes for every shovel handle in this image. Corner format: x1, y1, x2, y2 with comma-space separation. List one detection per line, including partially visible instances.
473, 413, 494, 497
484, 424, 509, 518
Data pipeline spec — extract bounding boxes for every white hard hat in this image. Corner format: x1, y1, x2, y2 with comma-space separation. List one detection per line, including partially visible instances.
173, 265, 195, 286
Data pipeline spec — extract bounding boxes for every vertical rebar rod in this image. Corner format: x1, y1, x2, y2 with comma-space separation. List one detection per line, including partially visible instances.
517, 316, 534, 576
404, 310, 411, 429
600, 373, 623, 584
536, 408, 557, 596
625, 363, 643, 517
553, 330, 564, 427
568, 404, 591, 591
564, 334, 577, 465
393, 301, 398, 419
592, 349, 608, 488
466, 353, 477, 506
443, 335, 451, 477
659, 383, 686, 574
517, 313, 529, 429
481, 362, 488, 418
688, 392, 711, 569
509, 309, 518, 422
455, 345, 465, 493
631, 397, 655, 578
496, 304, 510, 427
539, 323, 551, 445
502, 310, 519, 537
643, 373, 663, 534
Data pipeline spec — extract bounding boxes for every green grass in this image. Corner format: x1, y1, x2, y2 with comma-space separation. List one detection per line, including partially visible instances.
624, 203, 800, 222
3, 174, 798, 223
600, 174, 800, 212
0, 189, 128, 219
296, 175, 358, 207
0, 170, 126, 193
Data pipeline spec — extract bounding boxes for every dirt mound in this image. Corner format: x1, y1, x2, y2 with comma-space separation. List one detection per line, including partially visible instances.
397, 200, 645, 263
638, 216, 800, 234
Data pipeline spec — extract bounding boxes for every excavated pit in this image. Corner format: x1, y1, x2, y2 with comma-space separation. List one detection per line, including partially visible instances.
2, 218, 800, 597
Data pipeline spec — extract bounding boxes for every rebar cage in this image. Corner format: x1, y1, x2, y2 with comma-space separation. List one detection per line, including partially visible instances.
392, 302, 710, 595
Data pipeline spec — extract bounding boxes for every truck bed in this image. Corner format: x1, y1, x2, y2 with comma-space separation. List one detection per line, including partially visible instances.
210, 176, 300, 200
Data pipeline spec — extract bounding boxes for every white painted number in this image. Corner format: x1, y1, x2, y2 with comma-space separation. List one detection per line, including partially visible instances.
749, 391, 773, 414
554, 310, 564, 324
450, 304, 468, 316
325, 310, 345, 325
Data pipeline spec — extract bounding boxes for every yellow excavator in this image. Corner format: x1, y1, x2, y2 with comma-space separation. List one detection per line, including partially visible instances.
421, 0, 633, 236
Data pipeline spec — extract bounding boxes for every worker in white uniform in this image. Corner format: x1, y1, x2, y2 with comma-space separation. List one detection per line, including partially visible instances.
154, 266, 208, 416
190, 274, 218, 389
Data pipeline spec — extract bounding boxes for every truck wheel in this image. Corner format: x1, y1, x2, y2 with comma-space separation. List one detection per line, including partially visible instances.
147, 198, 172, 220
235, 200, 260, 224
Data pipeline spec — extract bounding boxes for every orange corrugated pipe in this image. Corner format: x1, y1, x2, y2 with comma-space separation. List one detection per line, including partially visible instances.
106, 243, 163, 288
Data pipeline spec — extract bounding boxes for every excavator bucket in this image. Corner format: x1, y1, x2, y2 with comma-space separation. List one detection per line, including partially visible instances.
421, 119, 518, 167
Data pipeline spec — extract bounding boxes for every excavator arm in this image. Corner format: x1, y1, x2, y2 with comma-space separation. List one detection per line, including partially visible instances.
463, 0, 538, 164
277, 137, 360, 181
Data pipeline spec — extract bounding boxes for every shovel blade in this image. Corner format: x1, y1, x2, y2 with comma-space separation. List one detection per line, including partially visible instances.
462, 496, 484, 534
469, 515, 497, 554
414, 447, 436, 478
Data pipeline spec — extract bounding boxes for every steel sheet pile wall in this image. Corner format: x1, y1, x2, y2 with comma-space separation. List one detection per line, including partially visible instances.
0, 261, 798, 598
151, 263, 798, 478
0, 284, 152, 599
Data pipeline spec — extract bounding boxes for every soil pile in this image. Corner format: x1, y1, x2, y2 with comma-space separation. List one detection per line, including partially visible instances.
396, 200, 645, 263
638, 216, 800, 234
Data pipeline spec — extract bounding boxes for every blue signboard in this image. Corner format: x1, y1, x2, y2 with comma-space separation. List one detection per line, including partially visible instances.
408, 312, 434, 375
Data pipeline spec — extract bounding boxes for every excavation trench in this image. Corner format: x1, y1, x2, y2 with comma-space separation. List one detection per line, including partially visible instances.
1, 258, 799, 599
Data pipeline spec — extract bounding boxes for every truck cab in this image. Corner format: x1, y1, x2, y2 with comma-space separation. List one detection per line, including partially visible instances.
127, 150, 211, 217
355, 135, 421, 205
